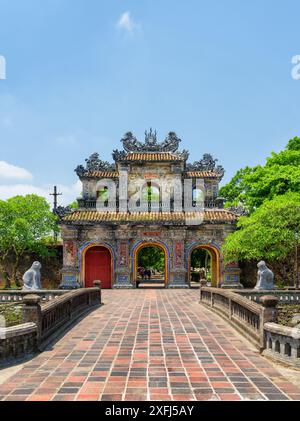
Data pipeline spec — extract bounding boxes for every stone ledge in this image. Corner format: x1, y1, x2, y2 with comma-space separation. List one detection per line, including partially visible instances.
265, 322, 300, 337
1, 323, 37, 339
263, 349, 300, 370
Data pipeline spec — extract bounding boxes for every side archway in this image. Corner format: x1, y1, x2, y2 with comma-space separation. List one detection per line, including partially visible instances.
80, 242, 115, 289
187, 243, 221, 287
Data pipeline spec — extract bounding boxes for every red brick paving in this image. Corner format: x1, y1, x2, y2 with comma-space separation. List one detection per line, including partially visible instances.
1, 289, 300, 401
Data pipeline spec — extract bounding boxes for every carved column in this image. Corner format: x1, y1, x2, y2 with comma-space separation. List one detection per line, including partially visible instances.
169, 238, 189, 288
60, 226, 80, 289
23, 295, 42, 345
114, 238, 133, 289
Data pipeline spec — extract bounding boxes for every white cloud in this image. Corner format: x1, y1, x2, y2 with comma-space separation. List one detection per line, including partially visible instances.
0, 180, 82, 206
0, 160, 82, 206
56, 180, 82, 205
0, 161, 33, 180
0, 184, 50, 201
117, 11, 140, 33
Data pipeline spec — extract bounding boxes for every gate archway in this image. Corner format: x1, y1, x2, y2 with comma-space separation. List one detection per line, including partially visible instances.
188, 244, 221, 287
133, 242, 169, 288
83, 245, 113, 289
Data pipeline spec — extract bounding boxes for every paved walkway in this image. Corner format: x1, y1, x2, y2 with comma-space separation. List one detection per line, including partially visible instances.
1, 290, 300, 401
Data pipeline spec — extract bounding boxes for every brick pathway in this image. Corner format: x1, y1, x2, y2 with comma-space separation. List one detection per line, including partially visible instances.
1, 290, 300, 401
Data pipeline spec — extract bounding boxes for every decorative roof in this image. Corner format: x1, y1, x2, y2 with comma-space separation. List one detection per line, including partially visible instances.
112, 129, 189, 162
78, 171, 119, 178
186, 171, 222, 178
74, 130, 225, 180
63, 210, 237, 223
75, 169, 221, 179
187, 154, 225, 179
75, 153, 116, 178
118, 152, 184, 162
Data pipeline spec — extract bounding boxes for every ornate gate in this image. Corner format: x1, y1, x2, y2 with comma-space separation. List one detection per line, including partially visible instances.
84, 246, 112, 289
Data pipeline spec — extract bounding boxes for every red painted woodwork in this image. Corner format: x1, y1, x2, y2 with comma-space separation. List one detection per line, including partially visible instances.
85, 246, 112, 289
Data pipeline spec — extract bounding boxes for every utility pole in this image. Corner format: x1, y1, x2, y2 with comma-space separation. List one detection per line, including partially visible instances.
50, 186, 62, 212
50, 186, 62, 242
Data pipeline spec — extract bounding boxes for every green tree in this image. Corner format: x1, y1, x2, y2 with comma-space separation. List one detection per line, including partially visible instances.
137, 246, 165, 271
220, 137, 300, 212
142, 186, 160, 203
68, 200, 79, 209
0, 195, 59, 289
222, 192, 300, 284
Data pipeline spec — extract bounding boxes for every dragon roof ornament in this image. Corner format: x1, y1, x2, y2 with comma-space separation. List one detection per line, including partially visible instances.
112, 129, 189, 161
75, 152, 116, 177
187, 153, 225, 179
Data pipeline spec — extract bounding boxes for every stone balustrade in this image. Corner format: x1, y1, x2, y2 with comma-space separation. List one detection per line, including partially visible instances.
200, 286, 300, 369
0, 290, 67, 303
0, 323, 37, 362
200, 287, 278, 350
263, 323, 300, 368
0, 284, 101, 363
236, 290, 300, 305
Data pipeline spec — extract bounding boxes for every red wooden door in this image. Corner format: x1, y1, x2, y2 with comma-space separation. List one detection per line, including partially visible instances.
85, 246, 112, 289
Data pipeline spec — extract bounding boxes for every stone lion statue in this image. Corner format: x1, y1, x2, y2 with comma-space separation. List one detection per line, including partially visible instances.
254, 261, 274, 290
22, 262, 42, 290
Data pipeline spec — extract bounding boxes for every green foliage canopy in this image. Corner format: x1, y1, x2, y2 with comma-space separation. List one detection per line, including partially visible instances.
220, 137, 300, 212
222, 192, 300, 266
137, 246, 165, 271
0, 194, 59, 288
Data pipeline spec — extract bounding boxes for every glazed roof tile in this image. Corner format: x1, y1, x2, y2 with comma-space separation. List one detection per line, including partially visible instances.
123, 152, 183, 161
83, 171, 119, 178
81, 170, 220, 179
63, 210, 237, 223
185, 171, 221, 178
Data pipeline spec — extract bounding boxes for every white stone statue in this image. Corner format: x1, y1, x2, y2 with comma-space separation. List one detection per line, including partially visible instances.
22, 262, 42, 290
254, 261, 274, 290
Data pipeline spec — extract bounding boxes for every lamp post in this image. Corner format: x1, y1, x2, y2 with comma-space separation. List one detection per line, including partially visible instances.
295, 229, 299, 290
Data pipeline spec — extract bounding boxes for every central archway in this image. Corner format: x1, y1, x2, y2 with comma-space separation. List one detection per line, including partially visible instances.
134, 242, 168, 288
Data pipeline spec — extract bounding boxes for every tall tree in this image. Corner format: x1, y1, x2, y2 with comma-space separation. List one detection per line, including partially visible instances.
220, 137, 300, 212
222, 192, 300, 284
137, 246, 165, 271
0, 195, 59, 289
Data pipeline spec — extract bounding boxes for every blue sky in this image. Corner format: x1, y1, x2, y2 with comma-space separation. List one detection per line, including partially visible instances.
0, 0, 300, 205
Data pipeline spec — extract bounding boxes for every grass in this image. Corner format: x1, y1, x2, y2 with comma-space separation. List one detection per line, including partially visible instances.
278, 305, 300, 327
0, 280, 22, 290
0, 304, 23, 327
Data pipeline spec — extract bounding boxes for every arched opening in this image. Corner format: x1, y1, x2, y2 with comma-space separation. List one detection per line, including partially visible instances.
190, 248, 212, 287
134, 243, 167, 288
188, 245, 220, 287
284, 343, 292, 357
84, 246, 112, 289
97, 186, 109, 207
141, 182, 161, 211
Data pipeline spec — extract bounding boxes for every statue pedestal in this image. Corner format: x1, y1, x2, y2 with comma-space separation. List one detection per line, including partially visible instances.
222, 262, 243, 289
60, 267, 81, 290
